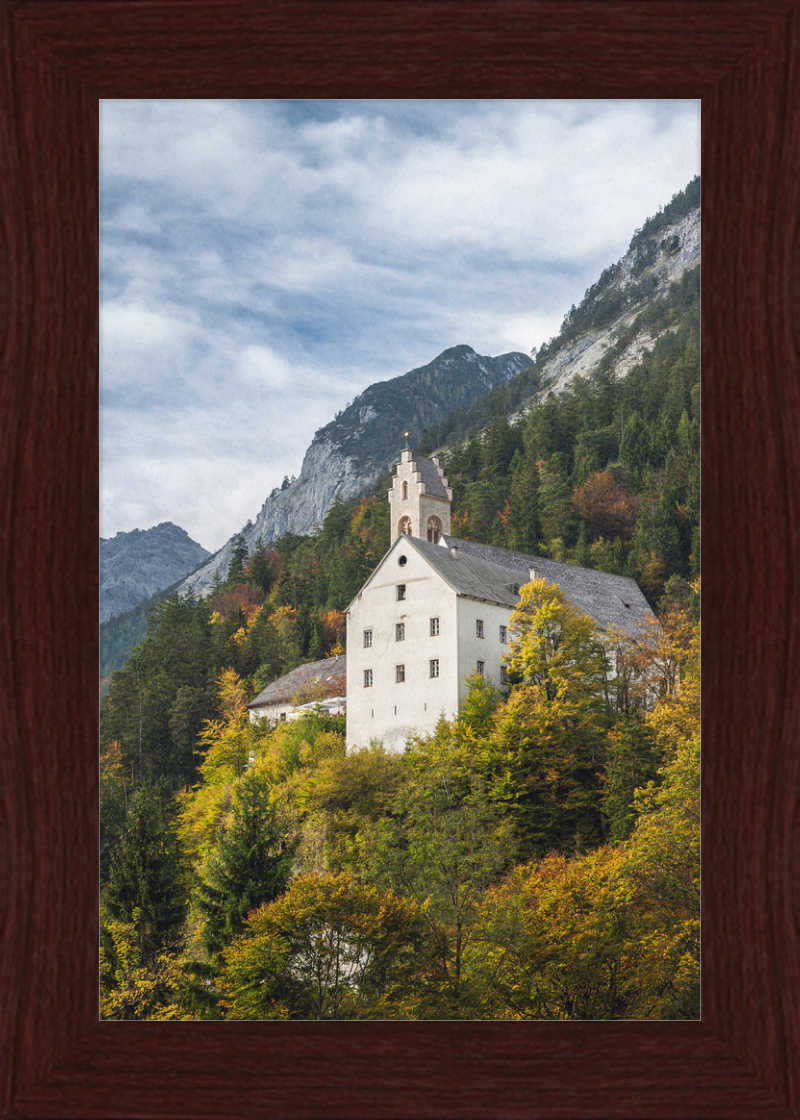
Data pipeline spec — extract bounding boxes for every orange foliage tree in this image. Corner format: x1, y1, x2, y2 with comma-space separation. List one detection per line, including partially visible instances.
572, 469, 639, 544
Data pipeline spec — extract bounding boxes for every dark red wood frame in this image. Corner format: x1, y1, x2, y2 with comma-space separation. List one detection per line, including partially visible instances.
1, 2, 798, 1117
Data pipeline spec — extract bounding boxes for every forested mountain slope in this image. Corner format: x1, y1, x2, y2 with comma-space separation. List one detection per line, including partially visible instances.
418, 175, 699, 451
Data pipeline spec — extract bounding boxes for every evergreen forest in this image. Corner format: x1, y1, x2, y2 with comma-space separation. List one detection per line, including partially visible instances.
100, 233, 700, 1020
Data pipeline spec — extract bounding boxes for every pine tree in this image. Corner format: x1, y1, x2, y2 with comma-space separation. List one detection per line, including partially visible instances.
226, 534, 249, 587
249, 536, 277, 597
619, 411, 650, 485
602, 711, 661, 841
538, 456, 577, 553
503, 451, 541, 554
104, 780, 187, 961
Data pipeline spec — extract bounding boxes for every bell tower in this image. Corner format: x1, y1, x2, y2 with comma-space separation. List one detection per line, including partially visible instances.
388, 438, 453, 546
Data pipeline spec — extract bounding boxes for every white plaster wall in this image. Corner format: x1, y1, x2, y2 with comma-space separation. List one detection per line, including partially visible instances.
347, 541, 460, 751
249, 700, 294, 725
455, 597, 514, 704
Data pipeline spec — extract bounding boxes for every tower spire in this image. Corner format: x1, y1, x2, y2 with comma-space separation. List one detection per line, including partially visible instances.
388, 444, 453, 546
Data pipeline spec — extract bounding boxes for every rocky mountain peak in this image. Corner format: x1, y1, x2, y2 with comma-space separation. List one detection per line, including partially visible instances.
100, 522, 210, 622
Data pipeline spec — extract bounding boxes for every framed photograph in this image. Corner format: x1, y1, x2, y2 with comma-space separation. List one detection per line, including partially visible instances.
2, 2, 798, 1117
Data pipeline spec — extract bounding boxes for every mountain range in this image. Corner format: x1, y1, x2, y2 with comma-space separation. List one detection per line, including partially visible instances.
177, 185, 699, 600
101, 177, 700, 667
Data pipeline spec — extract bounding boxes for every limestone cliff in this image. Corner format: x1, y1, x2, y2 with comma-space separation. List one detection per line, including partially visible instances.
534, 205, 700, 399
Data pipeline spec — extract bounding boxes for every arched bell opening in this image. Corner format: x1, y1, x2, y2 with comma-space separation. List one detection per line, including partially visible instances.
427, 515, 443, 544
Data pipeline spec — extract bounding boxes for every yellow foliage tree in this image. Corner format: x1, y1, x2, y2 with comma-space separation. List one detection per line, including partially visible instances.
475, 697, 700, 1019
100, 909, 187, 1021
178, 669, 253, 861
218, 872, 428, 1020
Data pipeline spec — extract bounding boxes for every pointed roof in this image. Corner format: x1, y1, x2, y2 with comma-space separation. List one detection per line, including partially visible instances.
414, 455, 449, 499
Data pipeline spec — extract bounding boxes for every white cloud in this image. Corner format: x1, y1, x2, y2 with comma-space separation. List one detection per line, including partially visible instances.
237, 345, 294, 388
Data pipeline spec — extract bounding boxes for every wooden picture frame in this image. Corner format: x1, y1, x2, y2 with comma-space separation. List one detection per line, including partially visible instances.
1, 2, 798, 1116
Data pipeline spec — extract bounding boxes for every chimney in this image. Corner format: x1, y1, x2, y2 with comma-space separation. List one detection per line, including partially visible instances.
451, 544, 458, 558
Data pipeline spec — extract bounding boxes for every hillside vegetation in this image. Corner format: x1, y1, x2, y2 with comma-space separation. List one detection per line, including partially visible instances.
101, 581, 699, 1021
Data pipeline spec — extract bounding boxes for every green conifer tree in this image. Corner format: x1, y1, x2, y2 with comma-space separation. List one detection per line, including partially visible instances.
196, 772, 294, 959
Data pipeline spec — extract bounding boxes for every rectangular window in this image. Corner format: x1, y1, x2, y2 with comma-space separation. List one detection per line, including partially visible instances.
396, 664, 405, 683
476, 619, 484, 638
364, 669, 373, 687
430, 617, 439, 636
500, 665, 509, 685
396, 622, 405, 641
429, 659, 439, 678
499, 625, 507, 644
397, 584, 406, 601
477, 660, 485, 676
363, 629, 372, 648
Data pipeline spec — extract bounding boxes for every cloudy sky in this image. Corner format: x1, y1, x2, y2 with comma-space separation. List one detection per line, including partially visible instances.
100, 99, 700, 553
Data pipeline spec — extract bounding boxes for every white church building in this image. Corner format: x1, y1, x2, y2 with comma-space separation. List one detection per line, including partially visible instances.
345, 446, 653, 752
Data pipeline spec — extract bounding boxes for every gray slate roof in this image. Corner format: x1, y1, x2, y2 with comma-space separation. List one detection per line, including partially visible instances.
437, 536, 653, 636
406, 536, 523, 608
248, 655, 347, 709
414, 455, 449, 499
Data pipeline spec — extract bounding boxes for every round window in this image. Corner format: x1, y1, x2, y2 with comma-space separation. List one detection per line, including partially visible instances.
398, 555, 408, 566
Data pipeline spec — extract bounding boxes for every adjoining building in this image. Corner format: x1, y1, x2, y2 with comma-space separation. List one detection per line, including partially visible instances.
247, 654, 347, 725
346, 447, 653, 752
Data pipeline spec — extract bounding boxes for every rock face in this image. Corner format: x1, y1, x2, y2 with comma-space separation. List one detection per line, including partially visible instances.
178, 345, 529, 598
100, 522, 210, 622
537, 207, 700, 397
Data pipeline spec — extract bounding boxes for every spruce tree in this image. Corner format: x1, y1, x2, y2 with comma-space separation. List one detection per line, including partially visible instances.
104, 780, 187, 961
227, 534, 249, 587
196, 772, 294, 959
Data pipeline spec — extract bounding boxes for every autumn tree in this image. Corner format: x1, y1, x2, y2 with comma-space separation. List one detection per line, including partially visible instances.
100, 910, 189, 1021
178, 669, 256, 862
291, 742, 404, 874
479, 579, 612, 854
100, 740, 128, 882
475, 728, 699, 1020
572, 469, 638, 544
362, 732, 516, 1017
219, 873, 428, 1020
